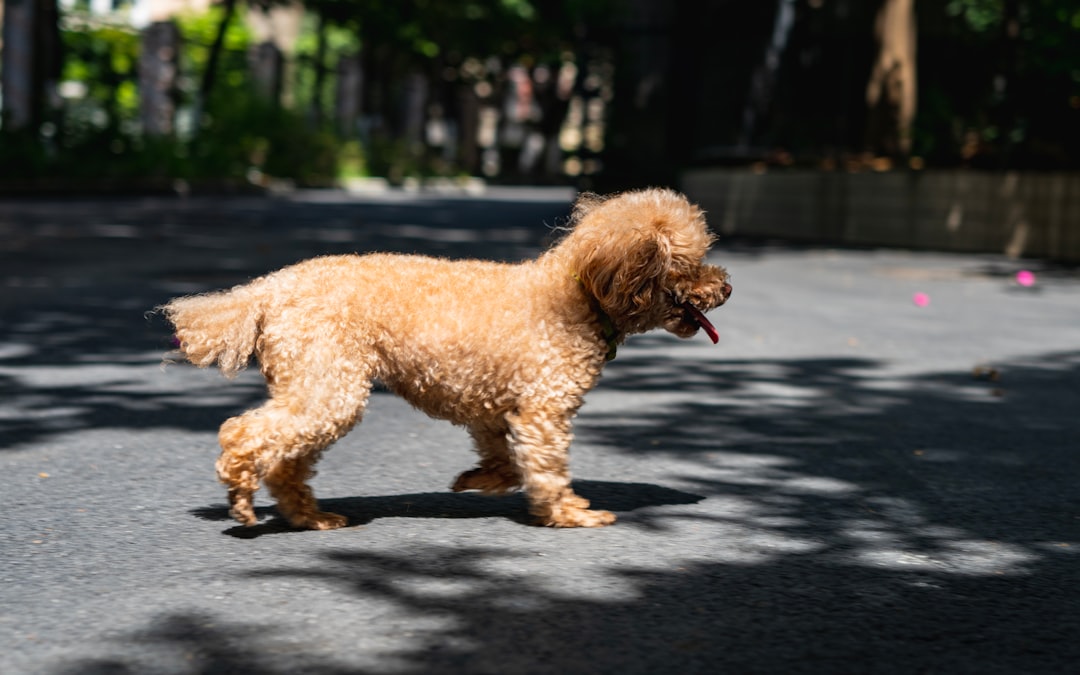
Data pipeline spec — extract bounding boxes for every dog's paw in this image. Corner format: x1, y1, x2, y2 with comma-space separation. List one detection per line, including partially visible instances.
539, 507, 617, 528
288, 511, 349, 531
229, 504, 259, 527
451, 467, 519, 494
562, 493, 591, 510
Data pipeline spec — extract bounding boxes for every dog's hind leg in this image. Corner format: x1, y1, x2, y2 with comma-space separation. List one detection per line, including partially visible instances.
218, 354, 373, 530
451, 424, 520, 494
217, 413, 265, 527
505, 408, 616, 528
262, 384, 371, 530
263, 447, 348, 530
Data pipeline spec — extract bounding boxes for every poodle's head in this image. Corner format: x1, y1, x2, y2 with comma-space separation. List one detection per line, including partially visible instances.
554, 188, 732, 341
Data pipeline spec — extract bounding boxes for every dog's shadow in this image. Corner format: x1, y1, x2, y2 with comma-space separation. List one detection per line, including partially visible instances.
190, 480, 704, 538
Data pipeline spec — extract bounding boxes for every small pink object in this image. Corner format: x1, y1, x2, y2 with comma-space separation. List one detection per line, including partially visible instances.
1016, 270, 1036, 287
912, 292, 930, 307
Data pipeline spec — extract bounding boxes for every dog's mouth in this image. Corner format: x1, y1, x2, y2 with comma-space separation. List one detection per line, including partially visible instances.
680, 303, 720, 344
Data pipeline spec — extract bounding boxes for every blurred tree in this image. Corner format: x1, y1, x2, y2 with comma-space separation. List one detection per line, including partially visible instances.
1, 0, 62, 132
864, 0, 916, 160
189, 0, 295, 131
140, 21, 181, 137
60, 18, 141, 143
289, 0, 608, 178
923, 0, 1080, 167
1, 0, 37, 130
7, 0, 1079, 189
668, 0, 1080, 170
740, 0, 797, 150
196, 0, 240, 130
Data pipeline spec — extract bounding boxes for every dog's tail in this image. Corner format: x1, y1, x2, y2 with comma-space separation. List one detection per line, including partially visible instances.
161, 284, 265, 377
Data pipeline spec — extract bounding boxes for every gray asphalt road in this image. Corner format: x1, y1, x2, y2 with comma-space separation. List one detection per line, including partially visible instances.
2, 188, 1078, 674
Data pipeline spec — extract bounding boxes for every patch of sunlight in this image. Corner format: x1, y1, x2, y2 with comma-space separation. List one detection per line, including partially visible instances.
778, 475, 861, 495
388, 576, 488, 600
855, 539, 1036, 575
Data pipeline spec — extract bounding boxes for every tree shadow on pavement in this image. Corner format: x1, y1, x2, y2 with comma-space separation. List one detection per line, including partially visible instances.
50, 613, 324, 675
245, 544, 1078, 674
54, 538, 1079, 675
8, 195, 1079, 672
188, 480, 705, 537
49, 350, 1080, 674
584, 348, 1080, 545
0, 193, 572, 451
0, 338, 266, 451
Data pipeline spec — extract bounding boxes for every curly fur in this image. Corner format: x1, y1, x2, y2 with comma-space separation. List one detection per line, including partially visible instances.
163, 188, 732, 530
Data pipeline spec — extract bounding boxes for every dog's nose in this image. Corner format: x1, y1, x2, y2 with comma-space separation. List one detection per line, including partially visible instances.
723, 283, 733, 298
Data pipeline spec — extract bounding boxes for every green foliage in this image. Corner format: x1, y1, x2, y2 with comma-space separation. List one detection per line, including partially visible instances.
59, 17, 142, 144
4, 6, 344, 188
15, 0, 1076, 187
337, 140, 368, 179
176, 4, 256, 104
190, 87, 341, 185
4, 0, 621, 188
947, 0, 1080, 38
0, 130, 53, 180
312, 0, 568, 62
925, 0, 1080, 166
946, 0, 1004, 32
292, 12, 361, 127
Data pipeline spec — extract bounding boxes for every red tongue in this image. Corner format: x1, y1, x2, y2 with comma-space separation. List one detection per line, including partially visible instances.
683, 303, 719, 344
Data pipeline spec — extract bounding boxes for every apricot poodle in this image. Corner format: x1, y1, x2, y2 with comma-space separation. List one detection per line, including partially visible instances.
163, 188, 732, 530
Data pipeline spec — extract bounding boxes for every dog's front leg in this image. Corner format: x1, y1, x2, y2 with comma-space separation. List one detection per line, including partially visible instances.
451, 424, 521, 494
505, 408, 616, 528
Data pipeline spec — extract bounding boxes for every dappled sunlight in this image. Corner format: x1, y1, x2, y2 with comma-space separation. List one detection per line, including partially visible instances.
3, 194, 1078, 673
0, 192, 574, 452
574, 349, 1080, 581
214, 535, 1073, 673
50, 527, 1080, 673
0, 363, 266, 450
0, 299, 266, 449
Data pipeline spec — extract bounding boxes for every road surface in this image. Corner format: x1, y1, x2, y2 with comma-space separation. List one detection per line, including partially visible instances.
2, 187, 1078, 673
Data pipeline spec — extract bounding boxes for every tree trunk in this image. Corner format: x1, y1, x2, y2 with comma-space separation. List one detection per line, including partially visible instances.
335, 53, 363, 136
192, 0, 238, 131
603, 0, 673, 189
739, 0, 796, 150
864, 0, 917, 159
139, 21, 181, 136
250, 41, 284, 104
1, 0, 37, 130
2, 0, 60, 132
402, 70, 428, 149
994, 0, 1021, 167
310, 11, 328, 128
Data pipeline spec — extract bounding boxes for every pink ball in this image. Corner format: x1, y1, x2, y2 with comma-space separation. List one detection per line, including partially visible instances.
1016, 270, 1036, 287
912, 292, 930, 307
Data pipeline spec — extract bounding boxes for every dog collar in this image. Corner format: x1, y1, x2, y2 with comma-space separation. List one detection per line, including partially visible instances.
573, 274, 619, 361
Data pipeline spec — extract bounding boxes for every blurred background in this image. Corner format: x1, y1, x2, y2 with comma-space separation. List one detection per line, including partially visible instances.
2, 0, 1079, 258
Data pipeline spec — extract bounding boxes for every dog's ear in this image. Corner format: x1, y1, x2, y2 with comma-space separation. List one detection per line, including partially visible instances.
577, 228, 672, 321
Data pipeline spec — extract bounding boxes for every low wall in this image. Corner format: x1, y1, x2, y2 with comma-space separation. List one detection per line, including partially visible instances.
681, 168, 1080, 261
